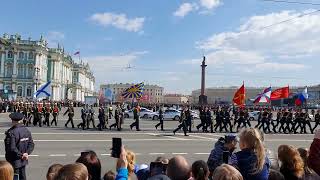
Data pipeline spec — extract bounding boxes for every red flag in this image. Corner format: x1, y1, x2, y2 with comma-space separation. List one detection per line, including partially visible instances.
74, 51, 80, 55
270, 86, 289, 100
233, 84, 245, 106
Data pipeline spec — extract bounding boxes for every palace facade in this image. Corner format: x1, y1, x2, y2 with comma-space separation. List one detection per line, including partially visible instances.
0, 33, 95, 101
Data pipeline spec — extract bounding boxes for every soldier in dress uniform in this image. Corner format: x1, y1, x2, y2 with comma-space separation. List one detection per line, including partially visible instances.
35, 103, 43, 127
236, 108, 246, 131
205, 106, 214, 133
130, 104, 141, 131
77, 104, 88, 130
173, 107, 188, 136
221, 108, 232, 133
110, 104, 121, 130
279, 109, 289, 133
87, 105, 96, 129
22, 103, 28, 126
51, 103, 59, 126
313, 110, 320, 132
64, 103, 75, 128
4, 112, 35, 180
98, 104, 106, 131
185, 106, 193, 133
214, 107, 223, 132
155, 105, 165, 131
43, 103, 51, 127
196, 106, 206, 132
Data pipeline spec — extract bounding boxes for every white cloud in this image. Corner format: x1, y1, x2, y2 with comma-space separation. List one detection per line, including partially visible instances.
46, 31, 65, 48
193, 10, 318, 73
199, 0, 221, 9
174, 3, 198, 17
89, 12, 145, 32
255, 62, 307, 71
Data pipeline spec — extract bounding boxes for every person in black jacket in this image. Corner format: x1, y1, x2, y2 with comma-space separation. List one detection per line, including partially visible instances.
4, 112, 35, 180
64, 103, 75, 128
155, 105, 164, 131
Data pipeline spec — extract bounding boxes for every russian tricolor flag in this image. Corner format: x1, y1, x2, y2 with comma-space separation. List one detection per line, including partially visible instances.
295, 87, 308, 106
254, 87, 272, 103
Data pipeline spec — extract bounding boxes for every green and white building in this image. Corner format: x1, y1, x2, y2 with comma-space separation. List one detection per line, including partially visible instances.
0, 33, 95, 101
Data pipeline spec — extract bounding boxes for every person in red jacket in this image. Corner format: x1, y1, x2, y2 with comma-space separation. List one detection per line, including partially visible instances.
308, 129, 320, 176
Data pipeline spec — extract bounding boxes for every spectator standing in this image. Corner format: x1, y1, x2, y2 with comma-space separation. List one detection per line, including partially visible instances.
278, 145, 305, 180
191, 160, 209, 180
212, 164, 243, 180
229, 128, 270, 180
103, 170, 115, 180
207, 134, 238, 175
166, 155, 191, 180
308, 130, 320, 176
76, 150, 101, 180
46, 164, 63, 180
4, 112, 35, 180
298, 148, 320, 180
54, 163, 88, 180
0, 161, 14, 180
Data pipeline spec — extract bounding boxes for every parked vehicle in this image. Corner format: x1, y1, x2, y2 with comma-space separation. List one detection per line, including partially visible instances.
124, 107, 157, 119
153, 109, 181, 121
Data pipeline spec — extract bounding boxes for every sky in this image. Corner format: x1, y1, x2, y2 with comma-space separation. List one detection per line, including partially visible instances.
1, 0, 320, 94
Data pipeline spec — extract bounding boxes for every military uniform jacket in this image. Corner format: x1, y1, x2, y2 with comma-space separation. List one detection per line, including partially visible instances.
4, 124, 34, 168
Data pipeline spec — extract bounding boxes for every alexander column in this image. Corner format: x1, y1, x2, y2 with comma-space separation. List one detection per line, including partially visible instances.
199, 56, 208, 105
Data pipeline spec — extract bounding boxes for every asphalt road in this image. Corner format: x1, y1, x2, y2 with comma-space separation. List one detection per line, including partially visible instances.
0, 108, 316, 179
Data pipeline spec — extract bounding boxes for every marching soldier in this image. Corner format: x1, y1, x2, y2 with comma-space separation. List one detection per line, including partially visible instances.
236, 108, 246, 131
279, 109, 289, 133
87, 105, 96, 129
222, 108, 232, 133
108, 104, 113, 119
173, 107, 188, 136
205, 106, 214, 133
313, 110, 320, 132
118, 105, 125, 131
196, 106, 206, 132
64, 103, 75, 128
110, 104, 121, 130
98, 104, 106, 131
214, 107, 223, 132
43, 103, 51, 127
78, 104, 88, 130
5, 112, 35, 180
155, 105, 164, 131
51, 103, 59, 126
130, 104, 141, 131
185, 106, 192, 133
22, 103, 28, 126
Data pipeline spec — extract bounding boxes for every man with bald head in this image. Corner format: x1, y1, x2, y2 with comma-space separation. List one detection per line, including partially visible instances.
166, 156, 191, 180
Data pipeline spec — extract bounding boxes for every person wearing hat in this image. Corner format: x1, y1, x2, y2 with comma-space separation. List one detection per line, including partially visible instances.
207, 134, 238, 176
4, 112, 35, 180
64, 103, 75, 128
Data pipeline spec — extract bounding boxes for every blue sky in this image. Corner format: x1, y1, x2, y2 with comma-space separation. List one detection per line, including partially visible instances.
1, 0, 320, 94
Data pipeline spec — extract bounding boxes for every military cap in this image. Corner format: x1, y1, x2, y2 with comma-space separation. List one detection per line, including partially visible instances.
9, 112, 24, 121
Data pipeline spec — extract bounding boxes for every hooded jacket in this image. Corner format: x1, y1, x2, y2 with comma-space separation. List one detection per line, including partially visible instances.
207, 137, 228, 172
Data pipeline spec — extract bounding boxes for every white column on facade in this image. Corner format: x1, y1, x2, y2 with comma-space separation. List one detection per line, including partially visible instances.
13, 52, 17, 77
0, 52, 4, 77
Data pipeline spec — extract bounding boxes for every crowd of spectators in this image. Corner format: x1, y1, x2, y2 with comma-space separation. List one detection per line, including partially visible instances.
0, 128, 319, 180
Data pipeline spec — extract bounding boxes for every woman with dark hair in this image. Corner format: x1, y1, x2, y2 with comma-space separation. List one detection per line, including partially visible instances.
298, 148, 320, 180
191, 160, 209, 180
278, 145, 305, 180
76, 150, 101, 180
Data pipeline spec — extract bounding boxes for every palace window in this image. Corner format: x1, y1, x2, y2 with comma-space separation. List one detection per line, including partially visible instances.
28, 64, 33, 78
28, 52, 34, 59
5, 63, 13, 77
7, 51, 13, 59
17, 86, 23, 97
18, 64, 23, 77
26, 86, 32, 97
19, 52, 24, 59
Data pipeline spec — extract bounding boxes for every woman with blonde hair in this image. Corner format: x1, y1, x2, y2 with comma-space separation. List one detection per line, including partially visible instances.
212, 164, 243, 180
278, 145, 305, 180
229, 128, 270, 180
0, 161, 14, 180
116, 149, 136, 179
